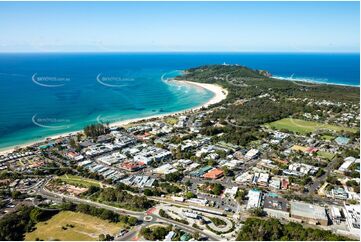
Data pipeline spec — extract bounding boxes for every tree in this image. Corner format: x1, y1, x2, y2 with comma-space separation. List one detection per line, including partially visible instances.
185, 191, 196, 199
127, 217, 138, 226
212, 183, 224, 195
165, 172, 183, 182
193, 232, 200, 240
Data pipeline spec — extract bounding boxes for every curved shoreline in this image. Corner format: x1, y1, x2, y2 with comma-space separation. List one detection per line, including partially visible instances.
273, 76, 360, 88
0, 81, 228, 155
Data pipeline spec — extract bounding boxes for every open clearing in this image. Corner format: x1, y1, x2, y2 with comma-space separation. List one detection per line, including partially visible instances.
25, 211, 122, 241
266, 118, 357, 134
58, 174, 103, 188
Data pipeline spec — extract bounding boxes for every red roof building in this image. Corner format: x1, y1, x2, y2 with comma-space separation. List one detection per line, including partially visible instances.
203, 168, 224, 179
281, 178, 289, 190
120, 161, 145, 172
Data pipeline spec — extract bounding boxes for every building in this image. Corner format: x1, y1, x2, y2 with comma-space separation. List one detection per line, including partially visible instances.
183, 210, 199, 219
257, 173, 270, 187
190, 166, 212, 177
285, 162, 319, 176
153, 163, 178, 175
245, 149, 259, 159
223, 186, 238, 199
344, 204, 360, 236
187, 198, 208, 206
338, 157, 357, 172
164, 231, 176, 241
290, 201, 328, 226
263, 196, 289, 219
246, 189, 262, 210
330, 187, 348, 200
330, 207, 343, 224
119, 161, 145, 172
97, 153, 126, 165
235, 172, 254, 184
269, 178, 281, 190
335, 136, 350, 146
203, 168, 224, 179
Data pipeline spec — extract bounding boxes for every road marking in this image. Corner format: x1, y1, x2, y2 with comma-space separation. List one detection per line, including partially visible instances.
146, 207, 156, 215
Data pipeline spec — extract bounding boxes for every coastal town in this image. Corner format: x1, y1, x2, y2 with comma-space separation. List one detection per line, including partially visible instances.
0, 65, 359, 241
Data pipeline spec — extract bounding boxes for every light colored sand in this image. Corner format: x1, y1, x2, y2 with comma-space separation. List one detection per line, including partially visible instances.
0, 81, 228, 155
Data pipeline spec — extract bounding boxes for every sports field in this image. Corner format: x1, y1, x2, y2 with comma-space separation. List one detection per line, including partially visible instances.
58, 174, 103, 188
25, 211, 122, 241
267, 118, 357, 134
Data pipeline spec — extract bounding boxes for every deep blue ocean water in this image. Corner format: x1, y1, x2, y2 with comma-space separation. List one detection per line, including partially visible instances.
0, 53, 359, 149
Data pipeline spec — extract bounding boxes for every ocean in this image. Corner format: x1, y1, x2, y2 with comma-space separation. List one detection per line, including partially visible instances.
0, 53, 359, 150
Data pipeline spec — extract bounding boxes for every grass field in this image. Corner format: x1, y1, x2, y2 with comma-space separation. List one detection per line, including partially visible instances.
267, 118, 358, 134
317, 150, 335, 160
25, 211, 122, 241
321, 135, 334, 141
58, 174, 102, 188
164, 117, 178, 125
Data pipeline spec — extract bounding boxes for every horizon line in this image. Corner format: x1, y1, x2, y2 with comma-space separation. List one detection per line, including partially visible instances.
0, 51, 359, 54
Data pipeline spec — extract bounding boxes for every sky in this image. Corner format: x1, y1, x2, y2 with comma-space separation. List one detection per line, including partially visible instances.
0, 1, 359, 53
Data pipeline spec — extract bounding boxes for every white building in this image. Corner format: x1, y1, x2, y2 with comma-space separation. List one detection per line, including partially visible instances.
153, 163, 178, 175
339, 157, 357, 172
245, 149, 259, 159
344, 204, 360, 236
246, 189, 262, 210
223, 186, 239, 199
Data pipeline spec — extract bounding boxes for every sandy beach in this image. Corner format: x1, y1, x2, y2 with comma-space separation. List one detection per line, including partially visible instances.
0, 80, 228, 155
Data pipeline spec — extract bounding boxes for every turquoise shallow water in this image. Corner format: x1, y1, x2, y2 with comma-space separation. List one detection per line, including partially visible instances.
0, 53, 359, 150
0, 54, 215, 149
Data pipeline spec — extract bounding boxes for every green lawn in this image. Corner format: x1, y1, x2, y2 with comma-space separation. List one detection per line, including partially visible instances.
266, 118, 357, 134
58, 174, 102, 188
321, 135, 334, 141
317, 151, 335, 160
25, 211, 123, 241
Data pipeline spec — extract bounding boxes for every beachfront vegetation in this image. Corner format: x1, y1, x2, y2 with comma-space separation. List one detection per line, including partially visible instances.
84, 123, 109, 138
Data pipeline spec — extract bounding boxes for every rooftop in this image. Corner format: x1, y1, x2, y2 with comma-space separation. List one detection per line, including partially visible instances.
290, 201, 327, 220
